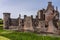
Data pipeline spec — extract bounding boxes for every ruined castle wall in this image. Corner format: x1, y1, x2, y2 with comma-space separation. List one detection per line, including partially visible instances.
9, 26, 19, 30
8, 18, 19, 30
24, 16, 34, 32
18, 19, 24, 31
39, 21, 45, 32
3, 2, 60, 35
34, 20, 45, 33
10, 19, 19, 26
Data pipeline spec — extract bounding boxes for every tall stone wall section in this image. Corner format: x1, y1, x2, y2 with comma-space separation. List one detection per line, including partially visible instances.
3, 13, 10, 29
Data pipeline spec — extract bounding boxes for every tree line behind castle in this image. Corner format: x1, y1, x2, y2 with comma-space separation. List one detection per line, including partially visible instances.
3, 2, 60, 35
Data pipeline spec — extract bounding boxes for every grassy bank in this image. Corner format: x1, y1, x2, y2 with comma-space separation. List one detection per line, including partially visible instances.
0, 19, 60, 40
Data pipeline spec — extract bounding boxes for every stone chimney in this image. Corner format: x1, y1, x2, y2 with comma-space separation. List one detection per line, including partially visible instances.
47, 2, 54, 10
48, 2, 52, 6
19, 14, 21, 26
24, 15, 27, 19
56, 6, 58, 11
31, 15, 33, 19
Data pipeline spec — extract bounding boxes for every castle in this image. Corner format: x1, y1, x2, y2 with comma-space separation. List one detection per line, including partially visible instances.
3, 2, 60, 35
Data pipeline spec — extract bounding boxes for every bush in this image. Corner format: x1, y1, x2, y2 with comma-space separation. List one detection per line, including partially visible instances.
0, 20, 3, 24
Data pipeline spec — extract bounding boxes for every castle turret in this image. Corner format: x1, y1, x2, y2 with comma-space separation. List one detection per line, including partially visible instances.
37, 10, 44, 20
31, 15, 33, 19
54, 7, 59, 21
24, 15, 27, 19
18, 14, 22, 31
56, 7, 59, 20
3, 13, 10, 29
19, 14, 21, 26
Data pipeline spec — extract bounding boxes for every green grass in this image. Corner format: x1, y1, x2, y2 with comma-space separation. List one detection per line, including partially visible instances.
0, 19, 3, 24
0, 19, 60, 40
0, 30, 60, 40
0, 36, 10, 40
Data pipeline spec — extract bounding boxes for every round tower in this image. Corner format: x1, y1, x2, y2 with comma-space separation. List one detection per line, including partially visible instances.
3, 13, 10, 29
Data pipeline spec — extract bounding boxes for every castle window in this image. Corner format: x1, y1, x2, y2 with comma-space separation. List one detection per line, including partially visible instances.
45, 25, 48, 28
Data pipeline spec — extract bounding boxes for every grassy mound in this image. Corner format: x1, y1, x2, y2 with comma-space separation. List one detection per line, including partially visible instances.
0, 19, 60, 40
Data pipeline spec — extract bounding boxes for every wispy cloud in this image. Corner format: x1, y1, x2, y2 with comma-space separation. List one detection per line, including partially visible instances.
0, 0, 60, 18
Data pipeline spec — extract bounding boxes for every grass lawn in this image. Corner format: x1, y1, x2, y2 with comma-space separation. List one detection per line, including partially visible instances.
0, 36, 10, 40
0, 20, 60, 40
0, 30, 60, 40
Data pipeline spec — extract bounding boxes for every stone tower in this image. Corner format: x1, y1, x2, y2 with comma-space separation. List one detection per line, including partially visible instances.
45, 2, 59, 34
24, 15, 34, 32
3, 13, 10, 29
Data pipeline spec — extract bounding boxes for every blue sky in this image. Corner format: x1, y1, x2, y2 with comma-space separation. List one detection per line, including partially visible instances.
0, 0, 60, 18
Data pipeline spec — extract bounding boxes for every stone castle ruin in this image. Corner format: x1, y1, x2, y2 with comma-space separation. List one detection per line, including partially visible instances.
3, 2, 60, 35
